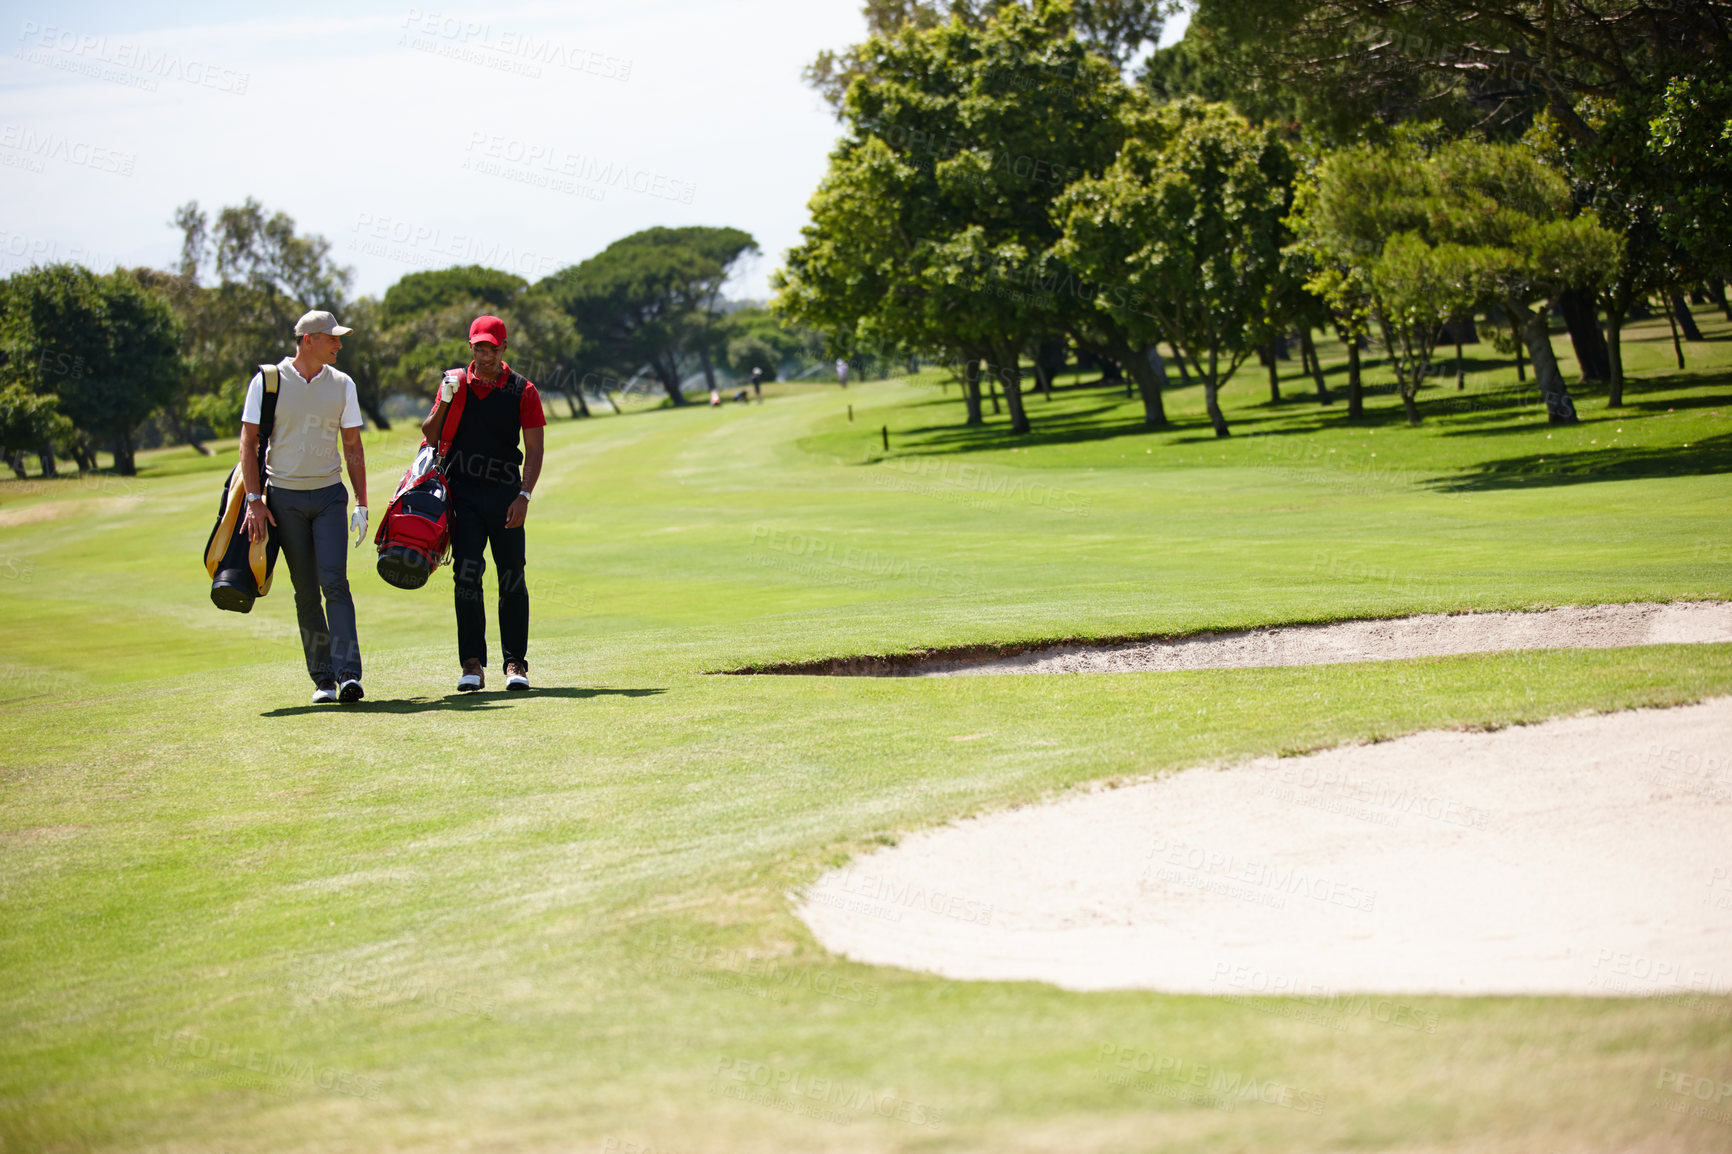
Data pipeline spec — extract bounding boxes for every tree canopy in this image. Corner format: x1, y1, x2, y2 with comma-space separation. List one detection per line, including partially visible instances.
805, 0, 1169, 112
379, 266, 529, 326
0, 265, 182, 473
536, 226, 755, 406
1060, 99, 1296, 436
779, 0, 1138, 433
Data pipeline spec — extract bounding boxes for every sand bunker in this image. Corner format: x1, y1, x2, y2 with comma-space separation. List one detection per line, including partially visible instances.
923, 601, 1732, 676
799, 698, 1732, 996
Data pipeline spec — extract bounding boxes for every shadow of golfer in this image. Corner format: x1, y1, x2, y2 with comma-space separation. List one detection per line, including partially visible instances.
261, 686, 666, 717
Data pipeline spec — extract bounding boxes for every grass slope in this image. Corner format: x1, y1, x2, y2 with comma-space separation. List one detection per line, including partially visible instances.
2, 309, 1730, 1153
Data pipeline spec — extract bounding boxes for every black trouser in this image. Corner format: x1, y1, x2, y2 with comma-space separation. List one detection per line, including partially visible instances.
450, 482, 527, 670
267, 482, 361, 684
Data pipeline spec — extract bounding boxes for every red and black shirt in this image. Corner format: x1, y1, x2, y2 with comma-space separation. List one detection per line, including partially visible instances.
430, 361, 546, 490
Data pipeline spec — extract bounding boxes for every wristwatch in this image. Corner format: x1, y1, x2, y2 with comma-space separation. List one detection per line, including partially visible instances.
245, 492, 263, 504
518, 490, 532, 502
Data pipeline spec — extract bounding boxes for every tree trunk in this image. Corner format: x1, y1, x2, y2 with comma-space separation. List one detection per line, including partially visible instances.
1036, 338, 1065, 394
1671, 289, 1705, 341
988, 371, 1002, 414
1300, 329, 1330, 403
355, 391, 392, 431
992, 345, 1030, 434
1514, 336, 1525, 382
1606, 296, 1628, 407
1665, 298, 1686, 369
1203, 348, 1229, 437
1346, 339, 1363, 420
657, 354, 688, 406
110, 431, 137, 476
36, 445, 57, 477
1515, 301, 1578, 424
697, 343, 720, 392
1559, 288, 1611, 381
1711, 280, 1732, 322
1169, 344, 1191, 386
1401, 382, 1421, 425
962, 358, 984, 426
1110, 341, 1167, 427
7, 451, 28, 479
164, 406, 213, 455
1031, 347, 1053, 401
1265, 339, 1281, 403
1455, 335, 1465, 389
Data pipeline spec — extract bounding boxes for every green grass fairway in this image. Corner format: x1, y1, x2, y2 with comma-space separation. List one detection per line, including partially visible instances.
3, 309, 1731, 1153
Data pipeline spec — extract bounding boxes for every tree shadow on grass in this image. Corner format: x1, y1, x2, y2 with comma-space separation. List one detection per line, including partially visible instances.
1428, 433, 1732, 491
1618, 384, 1732, 413
1432, 377, 1732, 436
262, 686, 665, 717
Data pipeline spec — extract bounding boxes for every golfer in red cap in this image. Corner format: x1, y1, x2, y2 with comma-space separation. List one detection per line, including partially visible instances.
420, 314, 547, 691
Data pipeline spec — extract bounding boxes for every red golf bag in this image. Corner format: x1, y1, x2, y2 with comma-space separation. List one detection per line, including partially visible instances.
373, 443, 452, 589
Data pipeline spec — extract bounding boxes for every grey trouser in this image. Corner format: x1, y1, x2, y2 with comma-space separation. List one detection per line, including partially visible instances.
267, 482, 361, 683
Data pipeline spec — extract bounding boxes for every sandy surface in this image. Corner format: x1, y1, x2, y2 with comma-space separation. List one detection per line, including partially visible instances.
922, 601, 1732, 676
799, 699, 1732, 995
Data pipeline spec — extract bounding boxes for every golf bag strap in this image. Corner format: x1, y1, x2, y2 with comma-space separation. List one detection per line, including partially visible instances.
256, 363, 280, 478
434, 368, 467, 463
433, 367, 523, 461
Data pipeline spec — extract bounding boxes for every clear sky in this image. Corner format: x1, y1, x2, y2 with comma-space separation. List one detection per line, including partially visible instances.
0, 0, 1187, 303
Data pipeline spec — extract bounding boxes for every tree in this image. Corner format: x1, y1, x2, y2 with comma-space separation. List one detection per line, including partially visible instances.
540, 227, 756, 407
1366, 235, 1492, 424
1648, 77, 1732, 269
725, 336, 781, 382
1288, 156, 1378, 419
721, 305, 814, 380
806, 0, 1168, 112
654, 227, 760, 398
780, 1, 1138, 434
1524, 79, 1728, 405
358, 275, 585, 417
0, 384, 71, 477
1189, 0, 1730, 148
503, 288, 588, 416
0, 265, 182, 474
1295, 135, 1622, 424
1060, 99, 1294, 437
167, 199, 373, 433
379, 266, 528, 325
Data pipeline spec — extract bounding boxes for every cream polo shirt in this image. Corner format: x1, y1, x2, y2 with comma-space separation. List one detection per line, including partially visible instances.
241, 358, 363, 491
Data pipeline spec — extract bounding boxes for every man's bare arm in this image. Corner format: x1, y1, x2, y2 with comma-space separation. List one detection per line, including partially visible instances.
520, 425, 544, 494
421, 399, 450, 446
504, 426, 544, 530
237, 422, 275, 542
342, 426, 367, 507
239, 422, 262, 495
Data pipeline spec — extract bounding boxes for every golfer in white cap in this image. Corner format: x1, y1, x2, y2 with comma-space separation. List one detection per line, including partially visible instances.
239, 309, 371, 703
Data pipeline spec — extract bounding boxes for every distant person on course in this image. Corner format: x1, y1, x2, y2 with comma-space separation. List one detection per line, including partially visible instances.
750, 366, 762, 400
421, 315, 546, 693
239, 310, 370, 704
835, 358, 849, 388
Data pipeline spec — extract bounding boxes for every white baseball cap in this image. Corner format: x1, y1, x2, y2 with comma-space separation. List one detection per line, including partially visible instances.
294, 309, 353, 337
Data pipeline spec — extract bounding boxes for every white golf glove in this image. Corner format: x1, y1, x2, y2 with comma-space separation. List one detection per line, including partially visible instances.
439, 371, 461, 403
350, 505, 369, 547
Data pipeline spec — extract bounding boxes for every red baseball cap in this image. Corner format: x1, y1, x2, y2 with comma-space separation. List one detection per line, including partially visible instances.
469, 315, 508, 347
